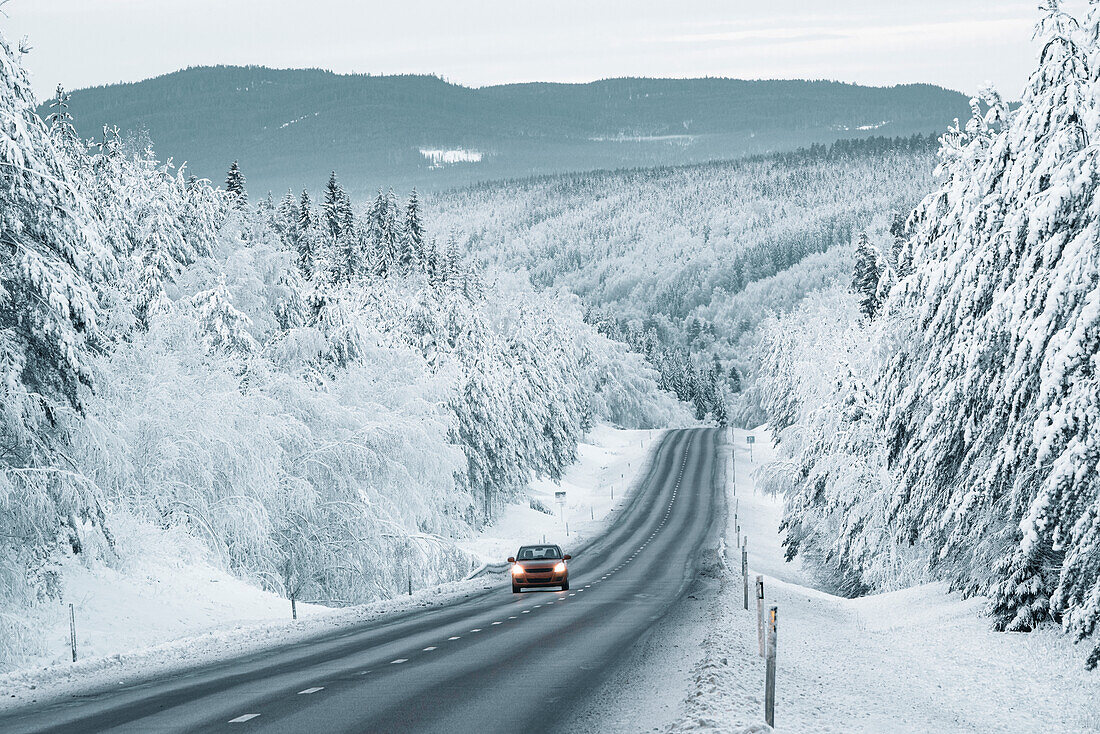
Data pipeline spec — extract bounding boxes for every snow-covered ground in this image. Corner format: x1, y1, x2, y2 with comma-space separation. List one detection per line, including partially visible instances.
666, 428, 1100, 733
459, 424, 664, 564
0, 424, 662, 711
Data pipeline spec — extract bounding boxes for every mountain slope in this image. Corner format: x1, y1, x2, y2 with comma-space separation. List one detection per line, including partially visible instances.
44, 66, 970, 195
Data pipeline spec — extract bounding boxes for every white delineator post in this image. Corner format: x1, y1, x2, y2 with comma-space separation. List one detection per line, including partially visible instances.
756, 575, 765, 657
741, 541, 749, 610
765, 605, 778, 728
69, 603, 77, 662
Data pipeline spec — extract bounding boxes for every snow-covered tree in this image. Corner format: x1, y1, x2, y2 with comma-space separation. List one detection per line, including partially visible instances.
191, 276, 257, 355
401, 189, 424, 270
0, 29, 115, 627
851, 232, 882, 320
225, 160, 247, 207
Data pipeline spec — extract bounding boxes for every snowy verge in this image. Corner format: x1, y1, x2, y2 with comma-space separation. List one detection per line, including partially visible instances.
0, 424, 665, 712
665, 427, 1100, 734
458, 424, 665, 565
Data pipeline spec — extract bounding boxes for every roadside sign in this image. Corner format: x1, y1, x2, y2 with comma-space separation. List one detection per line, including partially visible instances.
555, 491, 566, 501
746, 435, 756, 444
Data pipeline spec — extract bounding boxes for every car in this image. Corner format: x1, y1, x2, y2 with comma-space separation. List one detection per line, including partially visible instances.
508, 544, 571, 592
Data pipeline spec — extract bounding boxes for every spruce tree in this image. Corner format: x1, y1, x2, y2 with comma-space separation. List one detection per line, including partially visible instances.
225, 160, 247, 207
851, 232, 881, 320
295, 190, 318, 279
401, 189, 424, 271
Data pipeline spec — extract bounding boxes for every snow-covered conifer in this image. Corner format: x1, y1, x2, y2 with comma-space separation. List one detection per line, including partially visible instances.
225, 160, 247, 207
851, 232, 881, 320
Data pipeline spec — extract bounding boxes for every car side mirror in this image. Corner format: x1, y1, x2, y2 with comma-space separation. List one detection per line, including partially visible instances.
563, 554, 571, 560
507, 557, 515, 563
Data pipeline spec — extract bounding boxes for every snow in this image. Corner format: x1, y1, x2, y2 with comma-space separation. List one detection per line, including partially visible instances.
419, 148, 483, 168
459, 424, 665, 564
665, 427, 1100, 733
0, 424, 663, 712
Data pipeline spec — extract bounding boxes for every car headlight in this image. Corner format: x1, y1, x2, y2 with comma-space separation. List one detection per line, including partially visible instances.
554, 562, 567, 573
511, 564, 525, 576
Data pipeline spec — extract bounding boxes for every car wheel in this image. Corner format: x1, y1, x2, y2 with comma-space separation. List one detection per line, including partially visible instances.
512, 584, 521, 593
561, 580, 569, 591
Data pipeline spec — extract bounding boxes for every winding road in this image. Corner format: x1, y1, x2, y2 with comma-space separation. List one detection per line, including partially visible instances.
0, 427, 723, 734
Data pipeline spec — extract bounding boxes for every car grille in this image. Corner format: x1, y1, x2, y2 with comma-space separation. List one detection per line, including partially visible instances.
523, 567, 555, 574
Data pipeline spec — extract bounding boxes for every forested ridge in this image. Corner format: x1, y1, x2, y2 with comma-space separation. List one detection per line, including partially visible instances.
47, 67, 969, 194
0, 32, 688, 668
756, 1, 1100, 668
428, 134, 940, 421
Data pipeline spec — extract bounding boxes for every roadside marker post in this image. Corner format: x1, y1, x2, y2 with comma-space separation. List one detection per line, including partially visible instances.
291, 596, 298, 620
756, 576, 765, 656
765, 605, 778, 728
746, 434, 755, 463
69, 603, 77, 662
741, 542, 749, 610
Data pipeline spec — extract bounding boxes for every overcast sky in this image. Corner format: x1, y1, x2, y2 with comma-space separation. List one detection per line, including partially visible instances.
3, 0, 1059, 102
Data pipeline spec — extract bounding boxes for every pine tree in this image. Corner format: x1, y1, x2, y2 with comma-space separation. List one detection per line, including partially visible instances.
275, 190, 300, 251
851, 232, 881, 320
443, 234, 462, 285
401, 189, 424, 271
45, 84, 80, 151
0, 29, 115, 585
295, 190, 318, 279
873, 0, 1100, 665
368, 188, 400, 277
225, 160, 247, 207
321, 171, 345, 241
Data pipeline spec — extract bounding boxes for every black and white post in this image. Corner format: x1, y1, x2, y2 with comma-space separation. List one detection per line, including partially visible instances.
69, 603, 77, 663
756, 575, 765, 657
741, 541, 749, 610
765, 605, 778, 728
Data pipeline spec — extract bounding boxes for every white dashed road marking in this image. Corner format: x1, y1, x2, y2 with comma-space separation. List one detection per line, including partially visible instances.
423, 646, 437, 651
390, 658, 408, 664
229, 714, 260, 723
298, 687, 323, 695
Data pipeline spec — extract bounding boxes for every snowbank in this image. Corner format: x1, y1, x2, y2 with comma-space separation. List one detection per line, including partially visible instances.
666, 428, 1100, 733
459, 424, 664, 564
0, 424, 664, 711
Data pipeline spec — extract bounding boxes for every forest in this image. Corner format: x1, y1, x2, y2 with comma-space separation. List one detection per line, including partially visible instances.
753, 2, 1100, 668
0, 32, 688, 667
427, 134, 941, 421
50, 68, 969, 195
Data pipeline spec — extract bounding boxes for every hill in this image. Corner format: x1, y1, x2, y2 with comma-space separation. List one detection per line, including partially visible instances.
43, 66, 970, 196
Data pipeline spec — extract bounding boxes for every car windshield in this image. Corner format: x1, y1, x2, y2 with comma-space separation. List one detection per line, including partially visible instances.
516, 545, 562, 561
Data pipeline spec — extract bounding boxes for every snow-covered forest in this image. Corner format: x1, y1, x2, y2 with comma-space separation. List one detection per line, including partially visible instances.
426, 135, 940, 422
0, 31, 689, 668
755, 1, 1100, 668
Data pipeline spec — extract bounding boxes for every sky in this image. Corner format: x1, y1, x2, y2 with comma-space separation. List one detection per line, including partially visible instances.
2, 0, 1060, 102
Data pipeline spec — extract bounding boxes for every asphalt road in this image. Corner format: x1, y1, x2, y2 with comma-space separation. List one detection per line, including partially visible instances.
1, 427, 723, 734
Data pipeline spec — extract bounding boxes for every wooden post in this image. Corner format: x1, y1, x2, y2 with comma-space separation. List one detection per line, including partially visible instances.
291, 596, 298, 620
756, 575, 765, 656
765, 605, 778, 728
69, 603, 77, 662
741, 544, 749, 610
